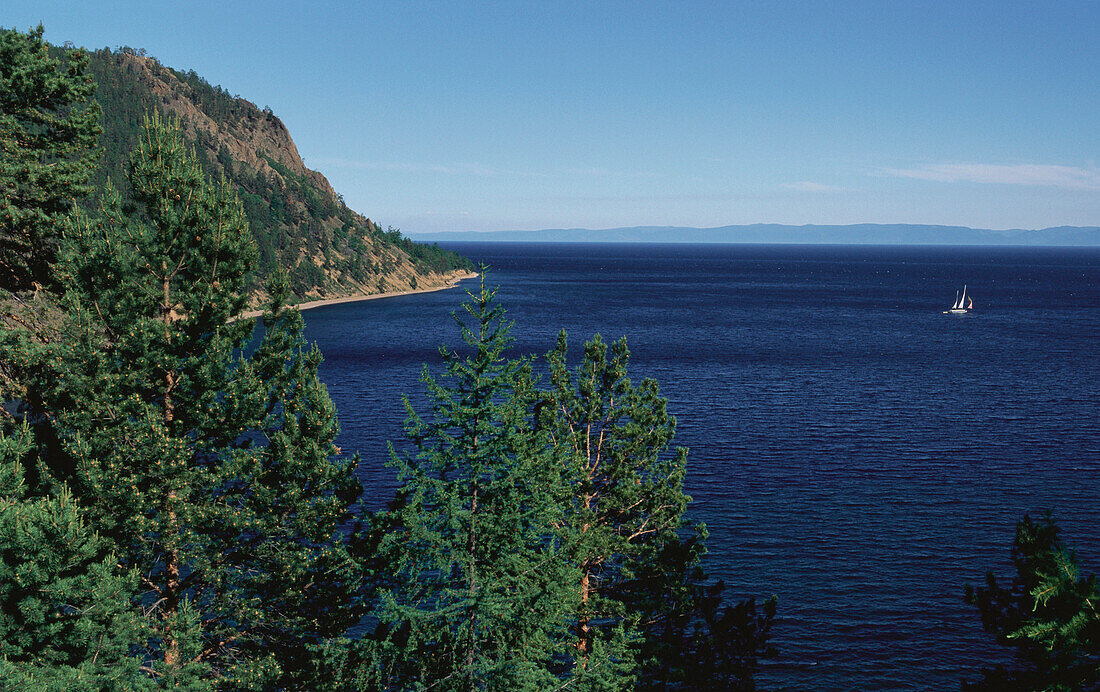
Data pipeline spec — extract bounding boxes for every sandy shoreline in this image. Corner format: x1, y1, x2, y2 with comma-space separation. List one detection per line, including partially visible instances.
237, 271, 479, 320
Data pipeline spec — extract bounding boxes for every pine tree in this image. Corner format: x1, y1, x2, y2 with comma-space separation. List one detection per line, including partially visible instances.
0, 25, 101, 293
0, 24, 101, 407
541, 332, 774, 690
359, 276, 577, 690
633, 541, 777, 691
965, 512, 1100, 691
0, 424, 149, 690
29, 111, 363, 688
538, 332, 690, 686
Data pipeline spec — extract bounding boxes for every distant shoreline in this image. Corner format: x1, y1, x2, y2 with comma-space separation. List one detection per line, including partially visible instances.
407, 223, 1100, 246
237, 271, 479, 320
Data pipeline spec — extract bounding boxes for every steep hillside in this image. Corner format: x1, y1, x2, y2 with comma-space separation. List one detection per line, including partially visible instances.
76, 45, 471, 303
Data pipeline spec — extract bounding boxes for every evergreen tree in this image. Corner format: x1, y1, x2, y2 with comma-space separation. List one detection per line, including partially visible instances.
359, 276, 577, 690
541, 332, 774, 690
965, 512, 1100, 691
539, 332, 690, 687
633, 543, 776, 691
0, 424, 148, 690
29, 111, 363, 688
0, 24, 101, 293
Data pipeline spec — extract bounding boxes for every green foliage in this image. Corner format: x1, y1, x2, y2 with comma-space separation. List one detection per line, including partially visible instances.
541, 331, 775, 689
359, 276, 578, 689
1, 26, 773, 689
291, 257, 327, 296
379, 225, 472, 276
27, 112, 364, 687
0, 424, 149, 690
965, 512, 1100, 691
0, 24, 101, 292
351, 293, 776, 690
172, 67, 253, 125
541, 332, 690, 681
69, 46, 151, 211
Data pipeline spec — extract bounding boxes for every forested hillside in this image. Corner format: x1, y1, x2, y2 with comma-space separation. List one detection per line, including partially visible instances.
69, 44, 471, 302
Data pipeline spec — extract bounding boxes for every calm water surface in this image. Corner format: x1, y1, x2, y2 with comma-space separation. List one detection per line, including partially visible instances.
303, 243, 1100, 690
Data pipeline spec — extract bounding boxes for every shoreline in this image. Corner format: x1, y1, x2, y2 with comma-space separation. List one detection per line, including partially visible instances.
237, 271, 479, 320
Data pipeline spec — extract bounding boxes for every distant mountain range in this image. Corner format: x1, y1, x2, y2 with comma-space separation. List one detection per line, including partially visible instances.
408, 224, 1100, 246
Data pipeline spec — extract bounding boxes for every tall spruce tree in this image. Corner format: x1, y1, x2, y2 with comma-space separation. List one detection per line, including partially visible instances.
0, 24, 101, 293
358, 277, 577, 690
0, 424, 148, 689
28, 111, 363, 688
965, 512, 1100, 691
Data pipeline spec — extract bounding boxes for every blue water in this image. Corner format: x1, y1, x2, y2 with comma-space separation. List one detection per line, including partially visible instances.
302, 243, 1100, 690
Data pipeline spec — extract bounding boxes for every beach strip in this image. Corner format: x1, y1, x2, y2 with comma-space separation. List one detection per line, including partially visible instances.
236, 271, 479, 320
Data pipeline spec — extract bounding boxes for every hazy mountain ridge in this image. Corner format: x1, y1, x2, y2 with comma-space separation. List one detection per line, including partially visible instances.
408, 223, 1100, 246
73, 46, 471, 304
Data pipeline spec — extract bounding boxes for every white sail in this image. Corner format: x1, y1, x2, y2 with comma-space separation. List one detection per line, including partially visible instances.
946, 286, 971, 313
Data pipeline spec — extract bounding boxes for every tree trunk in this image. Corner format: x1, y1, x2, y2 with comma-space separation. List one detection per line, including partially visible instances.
577, 569, 592, 658
576, 489, 595, 663
161, 263, 181, 669
465, 400, 480, 690
465, 484, 478, 691
163, 546, 181, 668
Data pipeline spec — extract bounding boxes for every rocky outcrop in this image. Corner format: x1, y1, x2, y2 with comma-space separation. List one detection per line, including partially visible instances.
85, 49, 470, 306
119, 52, 336, 204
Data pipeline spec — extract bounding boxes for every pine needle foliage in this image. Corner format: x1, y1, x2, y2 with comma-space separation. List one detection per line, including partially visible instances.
0, 424, 149, 690
965, 512, 1100, 691
0, 25, 101, 293
541, 332, 775, 690
27, 111, 363, 688
359, 275, 578, 690
539, 332, 690, 687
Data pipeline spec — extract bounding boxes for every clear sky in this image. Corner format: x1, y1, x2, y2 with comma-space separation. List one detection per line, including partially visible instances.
6, 1, 1098, 233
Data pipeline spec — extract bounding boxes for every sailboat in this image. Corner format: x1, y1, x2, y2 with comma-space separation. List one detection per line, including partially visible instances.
944, 285, 973, 314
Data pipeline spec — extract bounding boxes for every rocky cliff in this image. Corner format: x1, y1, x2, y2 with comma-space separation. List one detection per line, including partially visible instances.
81, 46, 471, 305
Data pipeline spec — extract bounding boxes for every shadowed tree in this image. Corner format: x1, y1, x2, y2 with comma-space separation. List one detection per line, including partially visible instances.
965, 512, 1100, 691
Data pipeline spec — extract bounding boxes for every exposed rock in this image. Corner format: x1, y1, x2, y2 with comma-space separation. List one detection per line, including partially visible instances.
83, 49, 471, 306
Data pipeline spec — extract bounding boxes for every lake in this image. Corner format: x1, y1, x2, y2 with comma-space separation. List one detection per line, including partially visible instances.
302, 242, 1100, 690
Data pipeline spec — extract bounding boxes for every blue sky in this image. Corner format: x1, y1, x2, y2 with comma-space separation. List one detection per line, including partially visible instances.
7, 1, 1098, 232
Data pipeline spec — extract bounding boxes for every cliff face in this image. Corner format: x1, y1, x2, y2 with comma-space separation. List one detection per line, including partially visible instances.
124, 53, 333, 198
82, 47, 470, 305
